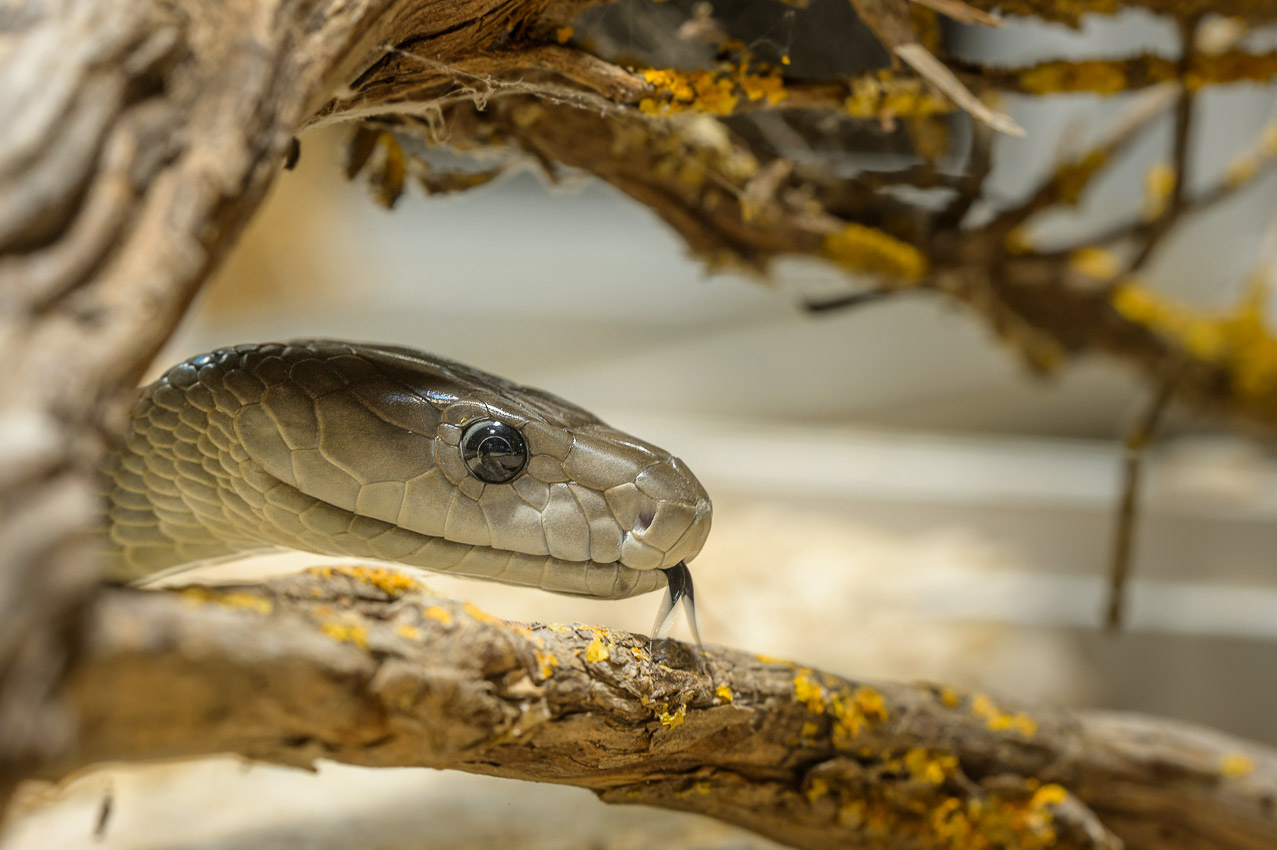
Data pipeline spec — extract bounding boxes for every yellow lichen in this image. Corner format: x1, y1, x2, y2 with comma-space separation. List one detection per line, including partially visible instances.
1019, 59, 1135, 95
423, 606, 453, 626
715, 683, 734, 703
793, 670, 827, 713
1031, 783, 1069, 807
463, 601, 503, 625
321, 621, 369, 650
554, 25, 573, 44
1113, 280, 1277, 407
341, 565, 418, 596
843, 71, 951, 121
659, 703, 687, 728
829, 686, 889, 748
1220, 753, 1255, 778
179, 587, 273, 615
904, 748, 958, 786
805, 776, 830, 803
939, 687, 960, 708
827, 773, 1068, 850
1052, 149, 1108, 206
693, 781, 712, 795
637, 48, 788, 117
395, 624, 421, 640
1014, 51, 1277, 96
585, 635, 610, 663
1069, 246, 1121, 280
1004, 227, 1033, 255
534, 649, 559, 680
824, 224, 928, 282
1143, 162, 1176, 220
971, 694, 1038, 738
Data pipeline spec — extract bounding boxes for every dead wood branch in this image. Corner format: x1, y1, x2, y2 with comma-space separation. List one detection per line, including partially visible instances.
58, 567, 1277, 850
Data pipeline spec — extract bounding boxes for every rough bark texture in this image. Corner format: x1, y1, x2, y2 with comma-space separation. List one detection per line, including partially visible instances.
58, 568, 1277, 850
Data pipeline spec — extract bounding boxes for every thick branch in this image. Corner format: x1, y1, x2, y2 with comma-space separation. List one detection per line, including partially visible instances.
0, 0, 611, 797
60, 568, 1277, 850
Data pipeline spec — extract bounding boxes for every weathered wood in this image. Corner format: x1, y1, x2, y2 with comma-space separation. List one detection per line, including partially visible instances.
59, 568, 1277, 850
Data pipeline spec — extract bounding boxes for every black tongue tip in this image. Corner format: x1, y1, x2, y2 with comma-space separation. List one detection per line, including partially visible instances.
650, 561, 702, 648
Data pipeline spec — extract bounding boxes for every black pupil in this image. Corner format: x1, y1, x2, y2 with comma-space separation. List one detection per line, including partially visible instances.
460, 421, 527, 483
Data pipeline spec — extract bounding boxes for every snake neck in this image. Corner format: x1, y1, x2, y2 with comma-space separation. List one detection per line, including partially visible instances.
102, 362, 270, 581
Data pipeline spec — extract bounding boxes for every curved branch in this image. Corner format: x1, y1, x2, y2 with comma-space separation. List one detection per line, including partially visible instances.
61, 568, 1277, 850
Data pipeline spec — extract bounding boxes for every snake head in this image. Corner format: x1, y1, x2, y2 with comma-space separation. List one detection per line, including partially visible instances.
214, 341, 711, 597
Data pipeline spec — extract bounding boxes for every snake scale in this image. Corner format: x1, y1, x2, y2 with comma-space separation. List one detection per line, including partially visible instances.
103, 341, 712, 638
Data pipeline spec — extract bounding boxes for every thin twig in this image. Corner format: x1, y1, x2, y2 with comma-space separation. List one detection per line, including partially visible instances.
804, 286, 904, 313
1128, 17, 1201, 273
1105, 374, 1180, 631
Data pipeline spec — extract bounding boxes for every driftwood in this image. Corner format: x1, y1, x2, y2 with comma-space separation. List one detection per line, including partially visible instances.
58, 567, 1277, 850
2, 0, 1277, 846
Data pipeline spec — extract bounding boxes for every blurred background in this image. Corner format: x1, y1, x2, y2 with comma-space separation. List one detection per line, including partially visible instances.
5, 3, 1276, 849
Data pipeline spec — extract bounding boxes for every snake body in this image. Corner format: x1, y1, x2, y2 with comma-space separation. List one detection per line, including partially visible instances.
104, 341, 712, 610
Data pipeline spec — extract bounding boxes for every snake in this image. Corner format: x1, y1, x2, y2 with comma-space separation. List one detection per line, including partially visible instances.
102, 340, 712, 640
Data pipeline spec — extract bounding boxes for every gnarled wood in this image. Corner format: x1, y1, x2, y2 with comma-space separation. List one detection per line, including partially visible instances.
59, 568, 1277, 850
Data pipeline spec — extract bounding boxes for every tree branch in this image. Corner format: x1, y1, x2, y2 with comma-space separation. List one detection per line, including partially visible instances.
58, 567, 1277, 850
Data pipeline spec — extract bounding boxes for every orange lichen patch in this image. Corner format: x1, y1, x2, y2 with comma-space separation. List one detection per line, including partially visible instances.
554, 25, 573, 44
320, 621, 369, 650
844, 72, 952, 121
793, 670, 828, 713
395, 624, 421, 640
756, 653, 794, 667
1069, 246, 1121, 280
178, 587, 273, 615
463, 601, 504, 625
1220, 753, 1255, 778
631, 645, 650, 662
1114, 280, 1277, 407
971, 694, 1038, 738
533, 649, 559, 680
715, 683, 734, 703
658, 703, 688, 728
824, 224, 928, 282
585, 634, 611, 663
423, 605, 453, 627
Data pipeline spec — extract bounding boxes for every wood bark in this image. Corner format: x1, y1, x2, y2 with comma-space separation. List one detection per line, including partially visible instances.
57, 568, 1277, 850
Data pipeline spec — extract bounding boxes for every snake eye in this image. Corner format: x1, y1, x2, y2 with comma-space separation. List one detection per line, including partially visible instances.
460, 420, 528, 483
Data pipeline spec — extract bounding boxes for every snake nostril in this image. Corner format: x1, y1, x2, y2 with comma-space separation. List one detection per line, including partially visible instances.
635, 505, 655, 534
